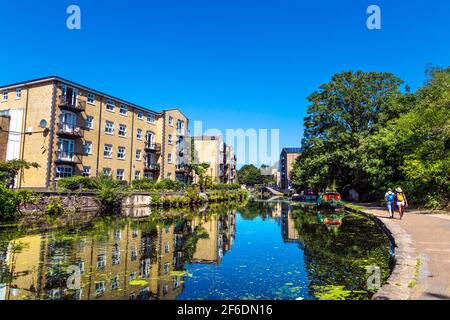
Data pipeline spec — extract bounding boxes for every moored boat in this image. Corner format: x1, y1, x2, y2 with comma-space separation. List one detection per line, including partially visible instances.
317, 190, 344, 209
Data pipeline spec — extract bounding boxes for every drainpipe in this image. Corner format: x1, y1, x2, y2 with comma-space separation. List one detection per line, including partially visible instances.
128, 107, 135, 183
18, 84, 30, 189
161, 111, 166, 180
45, 81, 57, 190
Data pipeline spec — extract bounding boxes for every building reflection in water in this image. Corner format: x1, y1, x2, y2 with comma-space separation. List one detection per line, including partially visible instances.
0, 207, 236, 300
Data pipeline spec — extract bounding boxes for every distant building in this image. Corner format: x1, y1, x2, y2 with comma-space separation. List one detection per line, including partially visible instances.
192, 136, 237, 184
278, 147, 301, 191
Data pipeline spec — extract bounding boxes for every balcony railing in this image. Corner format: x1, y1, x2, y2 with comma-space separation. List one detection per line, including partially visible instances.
144, 142, 161, 153
144, 163, 160, 171
175, 163, 187, 173
55, 151, 82, 164
57, 123, 83, 138
176, 128, 186, 136
58, 95, 86, 112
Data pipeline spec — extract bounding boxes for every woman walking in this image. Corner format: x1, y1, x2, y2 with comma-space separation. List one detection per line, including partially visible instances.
395, 187, 408, 220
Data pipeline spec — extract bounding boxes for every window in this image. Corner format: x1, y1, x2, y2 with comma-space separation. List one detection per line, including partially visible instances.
136, 128, 142, 140
165, 242, 170, 253
95, 282, 105, 296
82, 166, 91, 177
168, 134, 173, 144
15, 88, 21, 99
87, 93, 95, 104
97, 254, 106, 269
112, 245, 121, 264
2, 90, 7, 101
163, 262, 170, 274
105, 120, 114, 134
103, 168, 112, 176
144, 172, 152, 179
85, 116, 94, 129
111, 275, 120, 290
147, 113, 155, 124
104, 144, 113, 158
83, 141, 92, 155
167, 172, 172, 179
117, 147, 125, 160
56, 166, 73, 178
116, 169, 124, 180
106, 99, 115, 111
167, 153, 172, 164
135, 170, 141, 180
168, 116, 173, 126
120, 104, 128, 115
137, 111, 143, 119
135, 149, 141, 161
130, 271, 137, 280
118, 124, 127, 137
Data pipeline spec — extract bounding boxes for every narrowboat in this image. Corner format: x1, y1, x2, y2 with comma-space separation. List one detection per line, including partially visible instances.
317, 190, 344, 209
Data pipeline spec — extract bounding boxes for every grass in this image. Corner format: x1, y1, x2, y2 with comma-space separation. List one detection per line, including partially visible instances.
344, 202, 368, 212
408, 258, 422, 288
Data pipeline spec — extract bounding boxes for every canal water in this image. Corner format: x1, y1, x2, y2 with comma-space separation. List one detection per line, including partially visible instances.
0, 201, 391, 300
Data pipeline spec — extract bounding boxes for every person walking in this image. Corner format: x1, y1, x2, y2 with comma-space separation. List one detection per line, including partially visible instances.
395, 187, 408, 220
385, 188, 395, 218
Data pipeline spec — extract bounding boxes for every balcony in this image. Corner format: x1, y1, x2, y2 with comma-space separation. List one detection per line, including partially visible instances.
144, 163, 160, 172
175, 163, 187, 173
56, 123, 83, 138
144, 142, 161, 153
55, 151, 82, 164
58, 95, 86, 112
176, 128, 186, 136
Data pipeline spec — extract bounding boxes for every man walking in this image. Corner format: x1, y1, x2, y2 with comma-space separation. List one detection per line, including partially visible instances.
385, 188, 395, 218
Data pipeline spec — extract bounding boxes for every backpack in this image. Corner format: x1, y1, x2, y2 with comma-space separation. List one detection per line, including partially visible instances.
397, 193, 404, 201
387, 193, 394, 202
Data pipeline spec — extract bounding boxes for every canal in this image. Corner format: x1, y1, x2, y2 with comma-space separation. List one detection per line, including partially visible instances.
0, 201, 391, 300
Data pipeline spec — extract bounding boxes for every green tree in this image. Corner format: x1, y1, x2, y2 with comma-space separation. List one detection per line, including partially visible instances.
0, 160, 40, 187
237, 164, 264, 186
292, 71, 406, 197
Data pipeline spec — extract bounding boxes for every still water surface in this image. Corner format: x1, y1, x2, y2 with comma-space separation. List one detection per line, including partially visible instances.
0, 201, 391, 300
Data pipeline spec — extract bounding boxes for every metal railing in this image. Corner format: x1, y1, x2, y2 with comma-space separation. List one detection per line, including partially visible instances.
55, 151, 82, 163
144, 163, 160, 171
145, 142, 161, 153
57, 123, 83, 137
58, 95, 86, 112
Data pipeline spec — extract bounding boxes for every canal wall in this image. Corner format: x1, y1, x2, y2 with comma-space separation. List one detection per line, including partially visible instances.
345, 205, 418, 300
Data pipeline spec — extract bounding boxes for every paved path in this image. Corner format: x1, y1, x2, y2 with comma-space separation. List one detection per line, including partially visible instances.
357, 204, 450, 300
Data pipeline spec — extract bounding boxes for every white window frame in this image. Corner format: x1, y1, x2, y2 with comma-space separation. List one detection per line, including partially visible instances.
137, 111, 143, 119
135, 170, 141, 180
117, 146, 126, 160
82, 166, 91, 177
118, 124, 127, 137
167, 153, 172, 164
103, 168, 112, 176
119, 104, 128, 116
2, 90, 8, 101
83, 141, 93, 155
147, 113, 155, 124
104, 144, 113, 158
105, 120, 114, 134
168, 116, 173, 126
106, 99, 115, 112
116, 169, 125, 180
15, 88, 21, 99
136, 149, 142, 161
85, 116, 94, 129
87, 93, 95, 104
168, 134, 173, 145
136, 128, 142, 140
56, 165, 73, 179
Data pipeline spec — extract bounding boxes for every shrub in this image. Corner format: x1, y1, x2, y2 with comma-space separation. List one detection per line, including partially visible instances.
57, 176, 96, 190
208, 183, 241, 191
46, 197, 64, 216
132, 178, 156, 190
0, 185, 20, 221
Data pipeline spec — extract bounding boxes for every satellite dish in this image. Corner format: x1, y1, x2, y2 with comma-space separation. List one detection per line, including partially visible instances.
39, 119, 48, 128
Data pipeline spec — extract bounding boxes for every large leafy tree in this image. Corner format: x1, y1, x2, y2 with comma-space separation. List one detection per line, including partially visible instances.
237, 164, 264, 186
292, 71, 406, 196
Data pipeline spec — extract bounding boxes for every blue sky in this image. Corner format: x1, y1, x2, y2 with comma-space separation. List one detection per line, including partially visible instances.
1, 0, 449, 166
